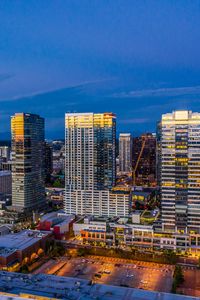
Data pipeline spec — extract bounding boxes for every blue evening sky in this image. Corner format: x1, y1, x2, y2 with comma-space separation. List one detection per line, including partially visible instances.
0, 0, 200, 138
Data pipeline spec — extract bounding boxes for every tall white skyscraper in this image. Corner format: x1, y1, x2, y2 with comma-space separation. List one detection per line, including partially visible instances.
160, 110, 200, 234
119, 133, 132, 174
65, 113, 131, 217
65, 113, 116, 191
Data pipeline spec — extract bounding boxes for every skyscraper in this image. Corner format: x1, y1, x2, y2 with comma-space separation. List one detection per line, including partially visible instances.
119, 133, 132, 174
65, 113, 131, 216
11, 113, 45, 212
132, 133, 156, 186
160, 110, 200, 234
65, 113, 116, 192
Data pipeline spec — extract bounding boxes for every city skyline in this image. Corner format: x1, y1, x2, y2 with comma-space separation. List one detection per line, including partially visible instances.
0, 1, 200, 138
1, 2, 200, 298
1, 108, 200, 140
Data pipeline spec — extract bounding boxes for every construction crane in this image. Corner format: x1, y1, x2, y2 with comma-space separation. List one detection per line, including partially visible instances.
132, 136, 146, 186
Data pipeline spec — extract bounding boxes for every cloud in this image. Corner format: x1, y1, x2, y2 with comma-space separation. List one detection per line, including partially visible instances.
119, 118, 149, 124
112, 85, 200, 98
0, 77, 114, 102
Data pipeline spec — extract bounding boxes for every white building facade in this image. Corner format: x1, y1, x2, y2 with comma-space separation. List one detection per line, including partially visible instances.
119, 133, 132, 174
65, 113, 131, 217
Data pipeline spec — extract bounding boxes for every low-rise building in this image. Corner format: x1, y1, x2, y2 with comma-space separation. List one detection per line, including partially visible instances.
132, 191, 151, 205
73, 216, 108, 235
0, 271, 197, 300
38, 211, 75, 240
0, 225, 12, 236
46, 188, 64, 209
0, 230, 51, 270
75, 215, 200, 254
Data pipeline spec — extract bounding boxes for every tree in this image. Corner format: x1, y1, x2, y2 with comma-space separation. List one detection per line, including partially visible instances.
30, 222, 36, 230
46, 240, 65, 257
198, 257, 200, 269
171, 265, 184, 293
173, 265, 184, 285
20, 264, 29, 274
171, 280, 177, 293
163, 249, 177, 264
53, 179, 63, 188
77, 248, 87, 256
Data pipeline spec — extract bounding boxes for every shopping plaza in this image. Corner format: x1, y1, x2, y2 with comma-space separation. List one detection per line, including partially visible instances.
73, 214, 200, 255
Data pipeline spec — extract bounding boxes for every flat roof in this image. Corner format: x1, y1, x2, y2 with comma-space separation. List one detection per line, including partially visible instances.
0, 271, 198, 300
40, 212, 74, 225
0, 171, 11, 176
40, 211, 59, 222
55, 215, 75, 227
76, 215, 115, 224
0, 230, 49, 257
133, 191, 151, 197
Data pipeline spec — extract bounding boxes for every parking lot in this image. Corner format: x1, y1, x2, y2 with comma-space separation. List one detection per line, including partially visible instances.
33, 255, 174, 293
178, 267, 200, 297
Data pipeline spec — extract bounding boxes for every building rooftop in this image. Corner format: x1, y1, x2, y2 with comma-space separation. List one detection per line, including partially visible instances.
132, 191, 151, 197
0, 271, 198, 300
76, 215, 115, 225
119, 133, 131, 136
55, 215, 75, 227
0, 224, 12, 232
0, 230, 49, 257
40, 211, 60, 222
0, 293, 47, 300
0, 171, 11, 176
40, 211, 74, 226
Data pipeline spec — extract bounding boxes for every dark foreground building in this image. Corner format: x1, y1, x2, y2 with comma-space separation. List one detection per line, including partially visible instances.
132, 133, 157, 187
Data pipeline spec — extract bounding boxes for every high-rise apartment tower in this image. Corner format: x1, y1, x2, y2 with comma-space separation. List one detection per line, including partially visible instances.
119, 133, 132, 174
64, 113, 130, 216
11, 113, 45, 212
65, 113, 116, 191
160, 110, 200, 234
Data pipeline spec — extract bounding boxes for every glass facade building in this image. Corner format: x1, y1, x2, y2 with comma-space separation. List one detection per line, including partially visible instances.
11, 113, 45, 212
119, 133, 132, 174
160, 110, 200, 234
132, 133, 157, 186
